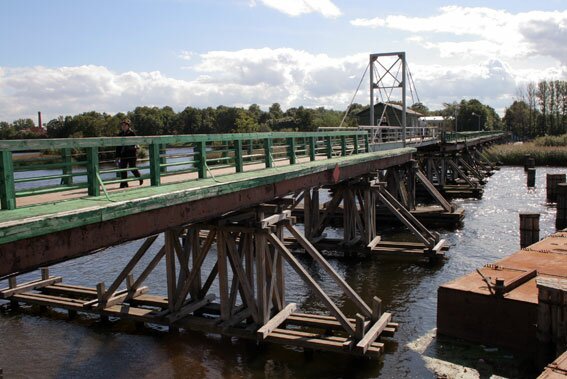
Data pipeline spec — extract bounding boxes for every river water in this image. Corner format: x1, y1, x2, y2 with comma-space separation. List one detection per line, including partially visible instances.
0, 166, 563, 378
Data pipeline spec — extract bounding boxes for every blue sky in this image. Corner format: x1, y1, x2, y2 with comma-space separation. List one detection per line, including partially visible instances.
1, 0, 566, 123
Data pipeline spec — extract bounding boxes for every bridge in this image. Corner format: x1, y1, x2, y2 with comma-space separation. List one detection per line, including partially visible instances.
0, 128, 504, 358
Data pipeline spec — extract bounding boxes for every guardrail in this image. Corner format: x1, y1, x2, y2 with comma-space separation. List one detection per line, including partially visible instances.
357, 126, 439, 144
441, 131, 505, 143
0, 131, 369, 210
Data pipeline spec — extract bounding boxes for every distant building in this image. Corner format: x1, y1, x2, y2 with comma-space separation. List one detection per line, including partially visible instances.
419, 116, 454, 131
355, 102, 423, 127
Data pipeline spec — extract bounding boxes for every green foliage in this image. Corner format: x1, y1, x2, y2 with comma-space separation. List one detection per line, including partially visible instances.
486, 142, 567, 167
533, 134, 567, 147
506, 80, 567, 139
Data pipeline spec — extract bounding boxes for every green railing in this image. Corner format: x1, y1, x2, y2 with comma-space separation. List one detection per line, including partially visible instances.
442, 131, 505, 143
0, 131, 369, 210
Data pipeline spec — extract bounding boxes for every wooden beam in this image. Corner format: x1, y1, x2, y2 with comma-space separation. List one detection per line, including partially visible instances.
166, 293, 216, 323
285, 223, 372, 318
259, 210, 292, 228
356, 312, 392, 354
102, 235, 158, 302
0, 276, 62, 298
265, 231, 355, 336
256, 303, 297, 340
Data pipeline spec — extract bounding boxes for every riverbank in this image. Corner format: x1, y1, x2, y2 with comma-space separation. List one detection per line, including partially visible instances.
486, 135, 567, 167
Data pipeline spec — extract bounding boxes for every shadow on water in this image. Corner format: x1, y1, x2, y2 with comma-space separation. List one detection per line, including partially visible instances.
0, 166, 563, 378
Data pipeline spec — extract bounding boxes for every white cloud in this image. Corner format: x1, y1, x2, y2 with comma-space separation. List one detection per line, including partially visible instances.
351, 7, 567, 62
1, 47, 565, 123
178, 50, 193, 61
250, 0, 341, 18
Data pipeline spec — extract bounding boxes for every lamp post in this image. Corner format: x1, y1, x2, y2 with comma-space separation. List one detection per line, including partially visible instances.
472, 112, 481, 131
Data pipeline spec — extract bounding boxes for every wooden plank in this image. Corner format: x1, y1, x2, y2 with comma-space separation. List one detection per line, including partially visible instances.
367, 236, 382, 249
165, 231, 177, 313
102, 234, 158, 302
100, 286, 148, 308
12, 293, 86, 311
416, 170, 452, 212
166, 293, 216, 323
0, 276, 62, 298
266, 329, 384, 358
356, 312, 392, 354
257, 303, 297, 340
285, 224, 372, 318
265, 231, 356, 336
217, 231, 230, 321
260, 210, 291, 228
224, 232, 259, 323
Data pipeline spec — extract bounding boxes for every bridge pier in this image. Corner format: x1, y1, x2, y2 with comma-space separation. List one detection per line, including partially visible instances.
0, 209, 398, 359
290, 172, 449, 262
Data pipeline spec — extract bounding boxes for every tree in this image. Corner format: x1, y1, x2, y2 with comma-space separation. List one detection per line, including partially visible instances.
234, 109, 260, 133
503, 100, 530, 138
410, 102, 429, 115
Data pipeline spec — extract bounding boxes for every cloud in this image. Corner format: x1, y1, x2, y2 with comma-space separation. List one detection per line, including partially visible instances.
0, 49, 367, 122
1, 47, 565, 123
250, 0, 341, 18
351, 7, 567, 62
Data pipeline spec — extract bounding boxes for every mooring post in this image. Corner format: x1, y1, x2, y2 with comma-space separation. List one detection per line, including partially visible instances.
546, 174, 566, 203
556, 183, 567, 230
523, 154, 531, 171
524, 156, 535, 172
519, 213, 540, 248
527, 168, 536, 188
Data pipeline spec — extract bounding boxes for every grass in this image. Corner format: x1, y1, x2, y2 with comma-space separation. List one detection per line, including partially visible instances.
486, 135, 567, 167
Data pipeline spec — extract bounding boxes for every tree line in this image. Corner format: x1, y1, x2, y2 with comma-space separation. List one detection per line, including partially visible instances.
504, 80, 567, 139
0, 104, 359, 140
0, 99, 505, 140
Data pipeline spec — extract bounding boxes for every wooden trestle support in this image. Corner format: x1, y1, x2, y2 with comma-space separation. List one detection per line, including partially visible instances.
296, 168, 448, 262
419, 147, 498, 200
0, 210, 397, 359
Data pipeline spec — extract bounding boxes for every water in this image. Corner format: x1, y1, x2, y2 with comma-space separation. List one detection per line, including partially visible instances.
0, 166, 563, 378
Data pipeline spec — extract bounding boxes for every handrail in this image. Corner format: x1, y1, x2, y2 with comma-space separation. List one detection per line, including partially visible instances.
0, 131, 369, 210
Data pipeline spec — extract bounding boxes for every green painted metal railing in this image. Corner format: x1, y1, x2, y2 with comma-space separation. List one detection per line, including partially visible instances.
442, 131, 505, 143
0, 131, 369, 210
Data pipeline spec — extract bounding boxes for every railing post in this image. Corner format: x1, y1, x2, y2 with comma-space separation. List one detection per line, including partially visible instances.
196, 141, 207, 179
309, 136, 316, 161
326, 136, 333, 158
0, 151, 16, 210
61, 148, 73, 185
353, 134, 359, 154
86, 147, 100, 197
264, 138, 273, 168
287, 137, 297, 165
234, 139, 244, 173
364, 134, 369, 153
340, 136, 347, 156
160, 144, 167, 173
149, 143, 161, 186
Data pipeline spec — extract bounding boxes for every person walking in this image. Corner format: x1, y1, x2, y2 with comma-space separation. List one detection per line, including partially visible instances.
116, 118, 143, 188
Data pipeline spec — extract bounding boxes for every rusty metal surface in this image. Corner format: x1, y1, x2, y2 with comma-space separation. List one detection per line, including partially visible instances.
437, 230, 567, 354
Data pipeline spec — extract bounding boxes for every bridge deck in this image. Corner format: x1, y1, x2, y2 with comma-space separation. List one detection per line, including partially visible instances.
0, 148, 414, 276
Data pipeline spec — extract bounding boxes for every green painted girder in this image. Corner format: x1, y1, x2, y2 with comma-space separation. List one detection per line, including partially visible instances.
0, 148, 415, 245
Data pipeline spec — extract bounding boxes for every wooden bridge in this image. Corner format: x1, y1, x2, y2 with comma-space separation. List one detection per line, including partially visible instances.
0, 128, 504, 359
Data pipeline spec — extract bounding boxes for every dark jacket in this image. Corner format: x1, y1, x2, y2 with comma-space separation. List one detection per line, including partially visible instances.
116, 128, 138, 159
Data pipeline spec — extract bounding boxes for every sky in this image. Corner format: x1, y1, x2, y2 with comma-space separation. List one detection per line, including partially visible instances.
1, 0, 566, 124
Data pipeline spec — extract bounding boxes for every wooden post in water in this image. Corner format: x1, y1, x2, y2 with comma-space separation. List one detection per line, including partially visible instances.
519, 213, 540, 248
527, 168, 536, 187
524, 154, 534, 171
546, 174, 566, 203
556, 183, 567, 230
